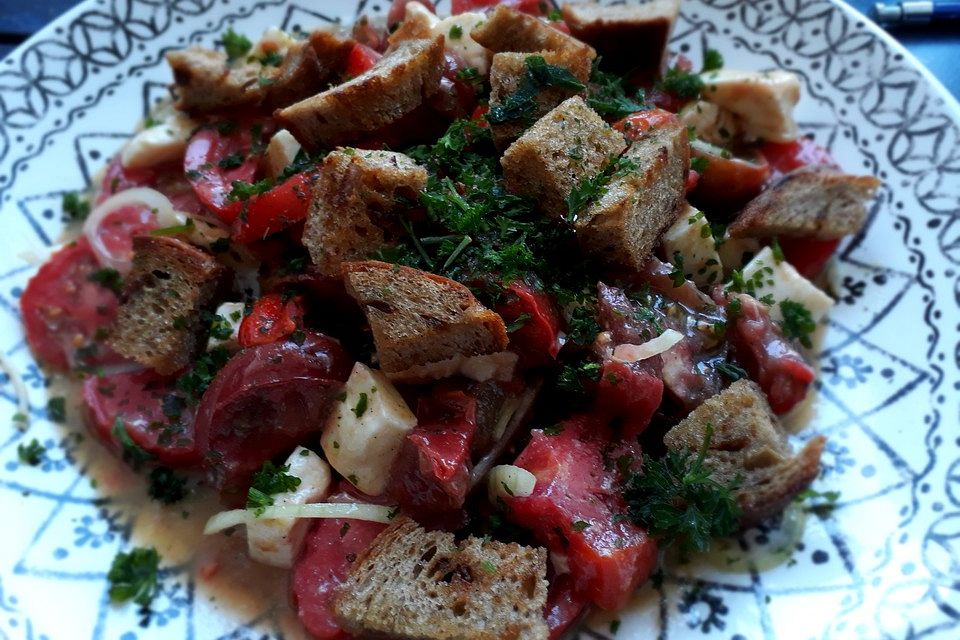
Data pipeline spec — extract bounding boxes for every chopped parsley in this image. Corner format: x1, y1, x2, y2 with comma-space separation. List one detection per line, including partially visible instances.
668, 252, 686, 287
107, 547, 160, 608
505, 312, 531, 333
17, 439, 45, 466
62, 192, 90, 221
543, 423, 565, 436
258, 51, 284, 67
690, 155, 709, 173
571, 520, 590, 532
770, 238, 785, 264
555, 360, 602, 396
247, 462, 301, 516
624, 424, 740, 556
88, 267, 123, 294
779, 300, 816, 348
487, 55, 585, 125
150, 218, 195, 236
175, 346, 231, 401
715, 360, 748, 381
228, 178, 273, 201
481, 560, 497, 573
147, 467, 188, 505
221, 28, 252, 62
353, 392, 369, 418
659, 65, 704, 99
566, 155, 637, 220
702, 49, 724, 73
112, 418, 153, 470
46, 396, 67, 423
796, 488, 841, 518
448, 24, 463, 39
586, 61, 649, 119
565, 305, 600, 346
218, 152, 246, 169
204, 312, 234, 341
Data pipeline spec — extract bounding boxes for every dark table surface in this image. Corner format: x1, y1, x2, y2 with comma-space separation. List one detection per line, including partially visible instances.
0, 0, 957, 98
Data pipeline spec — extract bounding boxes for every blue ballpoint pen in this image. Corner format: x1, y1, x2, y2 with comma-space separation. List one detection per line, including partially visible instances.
874, 0, 960, 24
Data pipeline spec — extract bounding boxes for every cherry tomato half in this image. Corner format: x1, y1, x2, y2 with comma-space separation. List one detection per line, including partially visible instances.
231, 171, 317, 244
238, 293, 305, 348
183, 126, 260, 222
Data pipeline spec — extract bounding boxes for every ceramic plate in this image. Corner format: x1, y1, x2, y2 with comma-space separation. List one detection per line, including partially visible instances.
0, 0, 958, 638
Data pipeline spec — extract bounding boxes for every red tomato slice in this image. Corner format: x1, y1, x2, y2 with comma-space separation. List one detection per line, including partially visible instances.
99, 156, 204, 214
613, 108, 678, 143
94, 204, 162, 265
388, 0, 436, 26
594, 360, 663, 440
231, 171, 317, 244
237, 293, 305, 348
545, 573, 589, 639
778, 236, 842, 279
194, 332, 352, 505
496, 281, 562, 368
452, 0, 545, 15
759, 138, 839, 182
506, 416, 658, 611
82, 369, 200, 467
183, 126, 260, 222
98, 157, 156, 204
291, 506, 388, 639
344, 43, 382, 79
21, 238, 125, 371
689, 145, 771, 212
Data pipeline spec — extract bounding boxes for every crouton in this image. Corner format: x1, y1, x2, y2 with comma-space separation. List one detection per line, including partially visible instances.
302, 149, 428, 275
333, 516, 549, 640
501, 96, 625, 219
574, 116, 690, 270
471, 4, 595, 61
341, 261, 509, 379
728, 165, 881, 240
663, 379, 826, 528
259, 41, 328, 111
488, 50, 590, 150
110, 236, 229, 375
276, 36, 445, 151
561, 0, 680, 77
308, 29, 355, 74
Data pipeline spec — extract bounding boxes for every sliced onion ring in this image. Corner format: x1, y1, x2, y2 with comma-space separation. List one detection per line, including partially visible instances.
83, 187, 185, 273
203, 502, 397, 535
612, 329, 685, 363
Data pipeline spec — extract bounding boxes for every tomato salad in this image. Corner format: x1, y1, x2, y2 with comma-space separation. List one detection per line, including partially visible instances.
18, 1, 879, 638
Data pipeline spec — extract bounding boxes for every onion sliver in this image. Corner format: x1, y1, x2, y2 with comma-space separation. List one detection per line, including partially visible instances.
612, 328, 685, 363
83, 187, 184, 272
203, 502, 397, 535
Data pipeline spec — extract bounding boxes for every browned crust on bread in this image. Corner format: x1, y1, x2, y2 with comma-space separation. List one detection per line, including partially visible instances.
110, 236, 229, 375
728, 165, 882, 240
275, 36, 445, 151
471, 4, 595, 60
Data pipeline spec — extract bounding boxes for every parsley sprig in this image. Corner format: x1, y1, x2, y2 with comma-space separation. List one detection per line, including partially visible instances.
108, 547, 160, 608
247, 461, 302, 516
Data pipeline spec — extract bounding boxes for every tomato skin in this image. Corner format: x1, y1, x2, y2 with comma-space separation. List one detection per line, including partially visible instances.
778, 236, 842, 279
344, 43, 382, 79
183, 126, 260, 222
496, 281, 562, 367
545, 573, 589, 639
82, 369, 200, 467
452, 0, 546, 15
760, 138, 839, 181
231, 171, 317, 243
613, 108, 678, 143
388, 0, 436, 26
238, 293, 305, 348
21, 238, 124, 371
505, 416, 658, 611
594, 360, 663, 440
689, 147, 771, 213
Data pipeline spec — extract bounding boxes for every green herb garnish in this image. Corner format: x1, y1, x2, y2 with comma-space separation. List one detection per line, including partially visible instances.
107, 547, 160, 607
147, 467, 188, 505
779, 299, 816, 348
221, 28, 252, 61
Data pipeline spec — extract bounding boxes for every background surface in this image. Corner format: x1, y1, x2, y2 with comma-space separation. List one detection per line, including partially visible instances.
0, 0, 957, 97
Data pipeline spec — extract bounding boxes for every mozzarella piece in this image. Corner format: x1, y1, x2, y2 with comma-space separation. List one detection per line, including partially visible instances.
321, 363, 418, 496
206, 301, 245, 351
120, 112, 197, 170
433, 12, 491, 74
264, 129, 302, 179
252, 26, 297, 57
247, 447, 332, 568
678, 100, 740, 147
717, 233, 761, 276
661, 206, 723, 287
737, 246, 834, 322
487, 465, 536, 503
612, 329, 685, 363
701, 69, 801, 142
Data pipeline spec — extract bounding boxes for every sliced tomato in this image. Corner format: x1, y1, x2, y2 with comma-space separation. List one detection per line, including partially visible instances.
545, 573, 589, 639
99, 156, 203, 214
428, 51, 479, 120
98, 157, 156, 203
506, 416, 658, 611
238, 293, 305, 348
689, 143, 771, 212
393, 387, 477, 518
613, 108, 678, 143
82, 369, 199, 467
291, 495, 388, 639
344, 43, 382, 79
594, 360, 663, 440
194, 332, 352, 505
759, 138, 839, 182
183, 126, 260, 222
388, 0, 436, 26
94, 203, 163, 267
685, 169, 700, 192
778, 236, 842, 279
470, 104, 490, 128
496, 281, 562, 368
21, 238, 125, 371
452, 0, 546, 15
231, 171, 317, 244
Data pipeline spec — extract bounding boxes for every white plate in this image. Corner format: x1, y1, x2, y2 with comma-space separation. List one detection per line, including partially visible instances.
0, 0, 958, 638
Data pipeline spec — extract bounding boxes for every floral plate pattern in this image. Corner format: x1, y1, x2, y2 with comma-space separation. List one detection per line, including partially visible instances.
0, 0, 958, 638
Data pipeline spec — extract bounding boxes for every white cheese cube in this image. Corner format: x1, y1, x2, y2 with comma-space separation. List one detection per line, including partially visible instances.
487, 464, 536, 503
321, 363, 418, 496
678, 100, 740, 147
717, 233, 761, 275
121, 112, 197, 170
701, 69, 801, 142
434, 12, 491, 75
737, 246, 834, 322
264, 129, 302, 179
206, 301, 245, 352
247, 446, 332, 568
661, 205, 723, 287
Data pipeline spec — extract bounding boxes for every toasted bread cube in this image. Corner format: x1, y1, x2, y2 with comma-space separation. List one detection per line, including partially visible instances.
561, 0, 679, 77
501, 96, 626, 219
276, 36, 445, 151
728, 165, 881, 240
342, 261, 509, 378
333, 516, 549, 640
471, 4, 595, 61
488, 50, 590, 150
302, 149, 428, 276
664, 379, 826, 528
308, 29, 355, 75
574, 117, 690, 270
110, 236, 229, 375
